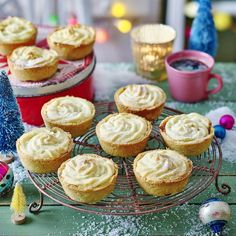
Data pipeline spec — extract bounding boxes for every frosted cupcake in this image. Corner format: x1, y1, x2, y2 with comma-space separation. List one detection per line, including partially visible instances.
41, 96, 95, 137
0, 17, 37, 55
96, 113, 152, 157
115, 84, 166, 120
58, 154, 118, 203
159, 113, 214, 156
47, 24, 95, 60
16, 127, 73, 173
8, 46, 58, 81
133, 149, 193, 196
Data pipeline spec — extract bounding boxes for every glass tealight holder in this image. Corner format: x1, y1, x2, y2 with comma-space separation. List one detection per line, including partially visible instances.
131, 24, 176, 81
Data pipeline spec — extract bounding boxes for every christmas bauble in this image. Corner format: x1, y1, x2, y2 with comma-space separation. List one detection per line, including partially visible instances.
199, 198, 231, 235
214, 125, 226, 139
0, 161, 14, 196
219, 114, 235, 130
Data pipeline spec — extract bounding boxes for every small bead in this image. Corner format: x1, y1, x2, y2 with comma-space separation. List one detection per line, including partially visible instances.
214, 125, 226, 139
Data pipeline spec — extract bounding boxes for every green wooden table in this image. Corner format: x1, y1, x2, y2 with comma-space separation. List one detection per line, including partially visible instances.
1, 63, 236, 236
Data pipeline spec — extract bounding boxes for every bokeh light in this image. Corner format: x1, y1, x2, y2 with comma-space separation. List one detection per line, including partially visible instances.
111, 2, 126, 18
116, 19, 132, 33
214, 12, 232, 31
96, 28, 109, 43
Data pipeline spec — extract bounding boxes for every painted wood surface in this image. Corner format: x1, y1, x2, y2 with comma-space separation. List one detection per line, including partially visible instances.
0, 63, 236, 236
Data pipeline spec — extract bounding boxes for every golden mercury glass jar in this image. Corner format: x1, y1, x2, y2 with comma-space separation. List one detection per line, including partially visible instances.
131, 24, 176, 81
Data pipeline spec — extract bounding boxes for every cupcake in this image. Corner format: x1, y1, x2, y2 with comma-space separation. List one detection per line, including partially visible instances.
16, 127, 73, 173
8, 46, 58, 81
114, 84, 166, 121
58, 154, 118, 203
96, 113, 152, 157
159, 113, 214, 156
47, 24, 95, 60
133, 149, 193, 196
41, 96, 95, 137
0, 17, 37, 56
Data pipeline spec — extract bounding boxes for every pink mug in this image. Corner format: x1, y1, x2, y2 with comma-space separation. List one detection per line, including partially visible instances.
165, 50, 223, 103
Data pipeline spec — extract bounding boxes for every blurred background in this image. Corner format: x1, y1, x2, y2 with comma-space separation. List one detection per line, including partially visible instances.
1, 0, 236, 62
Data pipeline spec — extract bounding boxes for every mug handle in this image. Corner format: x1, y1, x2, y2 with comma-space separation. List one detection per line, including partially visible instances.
207, 73, 223, 95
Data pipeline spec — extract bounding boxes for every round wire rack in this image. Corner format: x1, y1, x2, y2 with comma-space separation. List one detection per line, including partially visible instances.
28, 102, 230, 215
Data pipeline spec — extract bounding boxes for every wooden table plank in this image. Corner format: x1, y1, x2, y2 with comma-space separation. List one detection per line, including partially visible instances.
0, 204, 235, 236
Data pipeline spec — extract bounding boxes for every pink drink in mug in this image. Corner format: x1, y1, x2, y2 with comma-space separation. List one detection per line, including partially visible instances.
165, 50, 223, 103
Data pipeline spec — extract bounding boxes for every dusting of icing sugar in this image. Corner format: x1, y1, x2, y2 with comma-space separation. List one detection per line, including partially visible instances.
44, 204, 231, 236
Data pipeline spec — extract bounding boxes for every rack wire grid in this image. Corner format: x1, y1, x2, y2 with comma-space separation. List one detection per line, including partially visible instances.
28, 102, 228, 216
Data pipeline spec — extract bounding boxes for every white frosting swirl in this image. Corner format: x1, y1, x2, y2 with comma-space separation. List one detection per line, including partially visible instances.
10, 46, 58, 68
44, 96, 95, 124
165, 113, 210, 142
0, 17, 36, 43
97, 113, 151, 144
49, 25, 95, 47
18, 127, 72, 160
118, 84, 166, 109
135, 149, 191, 182
61, 154, 117, 188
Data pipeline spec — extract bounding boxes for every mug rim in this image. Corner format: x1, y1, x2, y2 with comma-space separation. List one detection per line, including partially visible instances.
165, 50, 214, 74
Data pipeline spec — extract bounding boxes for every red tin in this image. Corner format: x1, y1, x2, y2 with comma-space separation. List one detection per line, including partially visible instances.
16, 73, 94, 126
0, 52, 96, 126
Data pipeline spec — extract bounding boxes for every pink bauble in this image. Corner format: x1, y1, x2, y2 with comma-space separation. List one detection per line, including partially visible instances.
0, 161, 14, 196
0, 161, 9, 181
219, 114, 235, 130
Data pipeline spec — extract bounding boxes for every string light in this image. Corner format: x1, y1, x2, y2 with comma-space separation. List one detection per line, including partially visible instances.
49, 15, 59, 26
116, 19, 132, 33
96, 28, 109, 43
184, 1, 199, 18
111, 2, 126, 18
214, 12, 232, 31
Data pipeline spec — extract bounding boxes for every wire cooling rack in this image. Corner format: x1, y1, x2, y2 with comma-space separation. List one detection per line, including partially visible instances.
28, 102, 230, 215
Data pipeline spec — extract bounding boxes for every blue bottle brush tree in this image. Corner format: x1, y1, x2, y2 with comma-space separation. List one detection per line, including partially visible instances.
189, 0, 218, 57
0, 71, 24, 157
